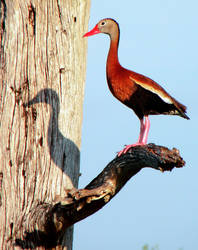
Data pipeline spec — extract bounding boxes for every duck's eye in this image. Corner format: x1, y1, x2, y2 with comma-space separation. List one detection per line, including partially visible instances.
101, 21, 106, 26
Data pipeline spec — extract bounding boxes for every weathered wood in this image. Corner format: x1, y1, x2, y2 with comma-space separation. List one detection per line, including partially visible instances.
12, 144, 185, 248
0, 1, 90, 249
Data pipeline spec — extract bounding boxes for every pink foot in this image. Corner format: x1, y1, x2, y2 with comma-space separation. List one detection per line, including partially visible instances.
117, 116, 150, 157
117, 142, 145, 157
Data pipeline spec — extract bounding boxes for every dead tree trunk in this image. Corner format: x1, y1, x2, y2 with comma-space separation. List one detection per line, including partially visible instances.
0, 1, 90, 249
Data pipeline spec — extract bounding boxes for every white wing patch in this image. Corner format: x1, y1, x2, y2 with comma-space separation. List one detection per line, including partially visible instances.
129, 76, 173, 104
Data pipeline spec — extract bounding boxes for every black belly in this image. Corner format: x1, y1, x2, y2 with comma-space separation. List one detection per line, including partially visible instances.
123, 85, 177, 120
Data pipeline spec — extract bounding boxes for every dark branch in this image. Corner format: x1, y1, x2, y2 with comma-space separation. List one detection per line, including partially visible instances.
14, 143, 185, 247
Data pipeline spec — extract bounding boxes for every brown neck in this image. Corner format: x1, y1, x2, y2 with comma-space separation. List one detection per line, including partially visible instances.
106, 30, 121, 73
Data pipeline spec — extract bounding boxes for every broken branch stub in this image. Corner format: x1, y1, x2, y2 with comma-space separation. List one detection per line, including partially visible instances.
14, 144, 185, 247
47, 144, 185, 230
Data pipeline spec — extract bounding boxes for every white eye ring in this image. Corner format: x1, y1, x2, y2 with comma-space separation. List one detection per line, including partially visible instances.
101, 21, 106, 26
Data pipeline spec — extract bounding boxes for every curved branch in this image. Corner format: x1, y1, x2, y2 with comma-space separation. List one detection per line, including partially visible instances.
14, 143, 185, 248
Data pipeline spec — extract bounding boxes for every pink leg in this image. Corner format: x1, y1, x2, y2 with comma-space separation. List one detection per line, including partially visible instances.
137, 118, 145, 143
141, 115, 150, 144
117, 116, 150, 156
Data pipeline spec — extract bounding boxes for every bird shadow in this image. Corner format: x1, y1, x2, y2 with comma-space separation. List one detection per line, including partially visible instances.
14, 88, 80, 248
24, 88, 80, 186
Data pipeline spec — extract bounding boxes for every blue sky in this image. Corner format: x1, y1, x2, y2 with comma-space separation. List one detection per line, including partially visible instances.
74, 1, 197, 249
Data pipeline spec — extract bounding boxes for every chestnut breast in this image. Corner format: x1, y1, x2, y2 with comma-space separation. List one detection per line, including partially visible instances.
106, 67, 137, 104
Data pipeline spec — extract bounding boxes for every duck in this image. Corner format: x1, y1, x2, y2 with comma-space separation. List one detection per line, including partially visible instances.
84, 18, 189, 156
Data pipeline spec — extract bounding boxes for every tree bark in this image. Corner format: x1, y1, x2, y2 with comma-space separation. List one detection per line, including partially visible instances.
0, 1, 90, 249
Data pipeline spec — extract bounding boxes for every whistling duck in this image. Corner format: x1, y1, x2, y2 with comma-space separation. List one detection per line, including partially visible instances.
84, 18, 189, 155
